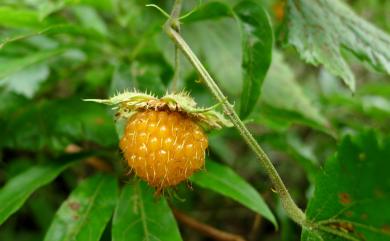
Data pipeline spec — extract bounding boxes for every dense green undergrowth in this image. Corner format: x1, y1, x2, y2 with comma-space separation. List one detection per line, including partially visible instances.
0, 0, 389, 240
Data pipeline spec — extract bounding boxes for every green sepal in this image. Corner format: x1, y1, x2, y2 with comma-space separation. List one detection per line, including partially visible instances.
84, 90, 232, 130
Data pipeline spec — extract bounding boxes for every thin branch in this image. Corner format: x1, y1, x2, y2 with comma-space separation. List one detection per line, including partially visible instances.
169, 0, 182, 92
145, 4, 171, 19
65, 144, 113, 172
169, 0, 183, 20
173, 209, 247, 241
164, 19, 307, 226
249, 214, 263, 241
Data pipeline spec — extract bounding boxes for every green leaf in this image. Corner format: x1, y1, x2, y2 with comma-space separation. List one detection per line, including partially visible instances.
285, 135, 320, 184
37, 1, 66, 20
287, 0, 390, 92
131, 61, 167, 97
72, 6, 109, 36
44, 174, 118, 241
0, 91, 27, 115
75, 0, 115, 12
109, 61, 167, 97
253, 51, 330, 133
109, 63, 133, 95
234, 1, 273, 118
0, 63, 49, 98
190, 160, 277, 227
2, 98, 117, 151
160, 18, 242, 95
0, 24, 105, 49
319, 70, 390, 130
181, 2, 232, 23
0, 6, 46, 29
112, 182, 182, 241
0, 153, 85, 225
302, 132, 390, 241
0, 49, 64, 79
110, 61, 166, 96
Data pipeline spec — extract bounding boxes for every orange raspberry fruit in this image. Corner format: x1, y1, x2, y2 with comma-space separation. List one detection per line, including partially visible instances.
85, 91, 232, 189
119, 110, 208, 189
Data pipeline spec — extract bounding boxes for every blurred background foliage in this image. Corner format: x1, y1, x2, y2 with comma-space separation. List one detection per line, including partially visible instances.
0, 0, 389, 241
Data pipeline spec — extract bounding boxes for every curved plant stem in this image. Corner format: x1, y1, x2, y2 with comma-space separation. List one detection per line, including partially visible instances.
169, 0, 182, 92
164, 0, 307, 227
173, 208, 246, 241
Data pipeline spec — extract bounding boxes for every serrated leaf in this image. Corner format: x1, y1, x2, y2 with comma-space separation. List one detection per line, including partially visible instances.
112, 182, 182, 241
0, 153, 86, 225
44, 174, 118, 241
302, 132, 390, 241
287, 0, 390, 92
190, 160, 277, 227
234, 1, 273, 118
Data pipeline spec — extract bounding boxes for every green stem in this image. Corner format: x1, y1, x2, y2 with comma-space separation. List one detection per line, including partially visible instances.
164, 7, 306, 226
169, 0, 182, 92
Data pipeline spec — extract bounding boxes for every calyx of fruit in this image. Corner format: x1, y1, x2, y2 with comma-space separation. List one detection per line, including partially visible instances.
85, 90, 232, 130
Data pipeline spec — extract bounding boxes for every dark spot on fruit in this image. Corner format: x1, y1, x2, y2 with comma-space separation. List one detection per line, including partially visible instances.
360, 213, 368, 220
338, 192, 352, 205
68, 201, 80, 211
72, 215, 79, 220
